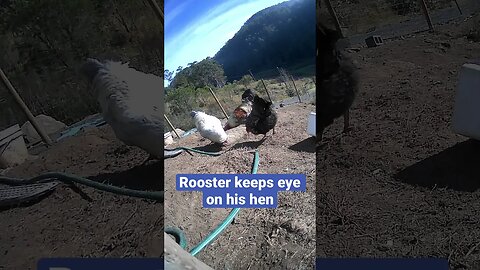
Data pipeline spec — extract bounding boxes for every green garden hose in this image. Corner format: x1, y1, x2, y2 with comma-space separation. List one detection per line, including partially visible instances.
165, 227, 188, 249
0, 147, 227, 202
0, 172, 164, 201
165, 146, 223, 156
166, 150, 260, 256
0, 145, 258, 258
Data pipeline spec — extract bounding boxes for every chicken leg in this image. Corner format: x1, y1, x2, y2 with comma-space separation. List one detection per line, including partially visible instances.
316, 127, 325, 150
343, 110, 352, 133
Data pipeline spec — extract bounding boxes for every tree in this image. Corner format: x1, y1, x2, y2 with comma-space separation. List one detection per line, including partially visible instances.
164, 69, 174, 83
238, 74, 253, 88
170, 57, 226, 89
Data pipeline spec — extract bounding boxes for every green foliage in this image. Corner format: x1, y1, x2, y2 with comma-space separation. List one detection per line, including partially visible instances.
170, 57, 226, 89
238, 75, 254, 88
165, 86, 195, 115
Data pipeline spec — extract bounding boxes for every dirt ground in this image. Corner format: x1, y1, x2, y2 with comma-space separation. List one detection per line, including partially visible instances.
0, 127, 164, 269
165, 103, 316, 269
317, 12, 480, 270
0, 101, 316, 269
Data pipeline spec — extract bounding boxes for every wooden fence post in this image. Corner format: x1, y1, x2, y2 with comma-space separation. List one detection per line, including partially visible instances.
276, 67, 290, 90
0, 68, 53, 145
260, 79, 274, 103
453, 0, 462, 15
324, 0, 344, 38
164, 114, 180, 138
248, 69, 256, 81
208, 87, 229, 119
290, 75, 302, 103
419, 0, 434, 32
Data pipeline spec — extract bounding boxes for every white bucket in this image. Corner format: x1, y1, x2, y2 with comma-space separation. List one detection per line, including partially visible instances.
0, 124, 29, 169
307, 112, 316, 137
452, 63, 480, 140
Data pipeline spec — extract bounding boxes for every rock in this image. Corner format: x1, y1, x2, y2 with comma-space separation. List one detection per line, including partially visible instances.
21, 114, 66, 143
164, 135, 174, 145
0, 124, 29, 169
164, 128, 185, 145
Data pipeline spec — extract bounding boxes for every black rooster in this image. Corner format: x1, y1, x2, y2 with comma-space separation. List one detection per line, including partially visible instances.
245, 94, 278, 137
241, 89, 255, 102
316, 21, 359, 147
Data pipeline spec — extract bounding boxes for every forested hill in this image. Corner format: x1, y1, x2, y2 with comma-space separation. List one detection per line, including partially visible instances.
214, 0, 315, 81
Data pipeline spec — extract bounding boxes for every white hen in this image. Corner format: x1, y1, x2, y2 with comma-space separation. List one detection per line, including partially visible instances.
80, 58, 167, 161
191, 111, 228, 144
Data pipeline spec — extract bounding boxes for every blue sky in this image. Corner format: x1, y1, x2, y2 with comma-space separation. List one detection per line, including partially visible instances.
165, 0, 288, 86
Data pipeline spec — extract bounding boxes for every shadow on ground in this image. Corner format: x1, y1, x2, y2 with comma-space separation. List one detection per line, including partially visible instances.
395, 139, 480, 192
231, 137, 267, 150
289, 137, 316, 153
89, 160, 164, 191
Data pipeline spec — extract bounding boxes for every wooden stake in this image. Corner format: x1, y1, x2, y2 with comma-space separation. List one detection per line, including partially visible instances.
290, 75, 302, 103
260, 79, 274, 103
419, 0, 434, 32
208, 87, 229, 119
164, 114, 180, 138
0, 68, 53, 145
324, 0, 344, 38
453, 0, 462, 15
146, 0, 164, 24
248, 69, 256, 81
276, 67, 290, 90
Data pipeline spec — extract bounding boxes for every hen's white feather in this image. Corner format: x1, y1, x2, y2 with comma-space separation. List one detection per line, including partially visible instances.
83, 59, 164, 158
192, 112, 227, 143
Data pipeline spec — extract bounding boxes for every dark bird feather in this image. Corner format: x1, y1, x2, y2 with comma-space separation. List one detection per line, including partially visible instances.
245, 94, 277, 136
316, 21, 359, 145
241, 89, 256, 102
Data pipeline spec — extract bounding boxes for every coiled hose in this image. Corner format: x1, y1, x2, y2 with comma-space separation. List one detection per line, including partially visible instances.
166, 150, 260, 257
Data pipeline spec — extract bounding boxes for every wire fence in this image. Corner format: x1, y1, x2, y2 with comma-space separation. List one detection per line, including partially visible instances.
164, 67, 316, 134
0, 0, 163, 132
321, 0, 480, 44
